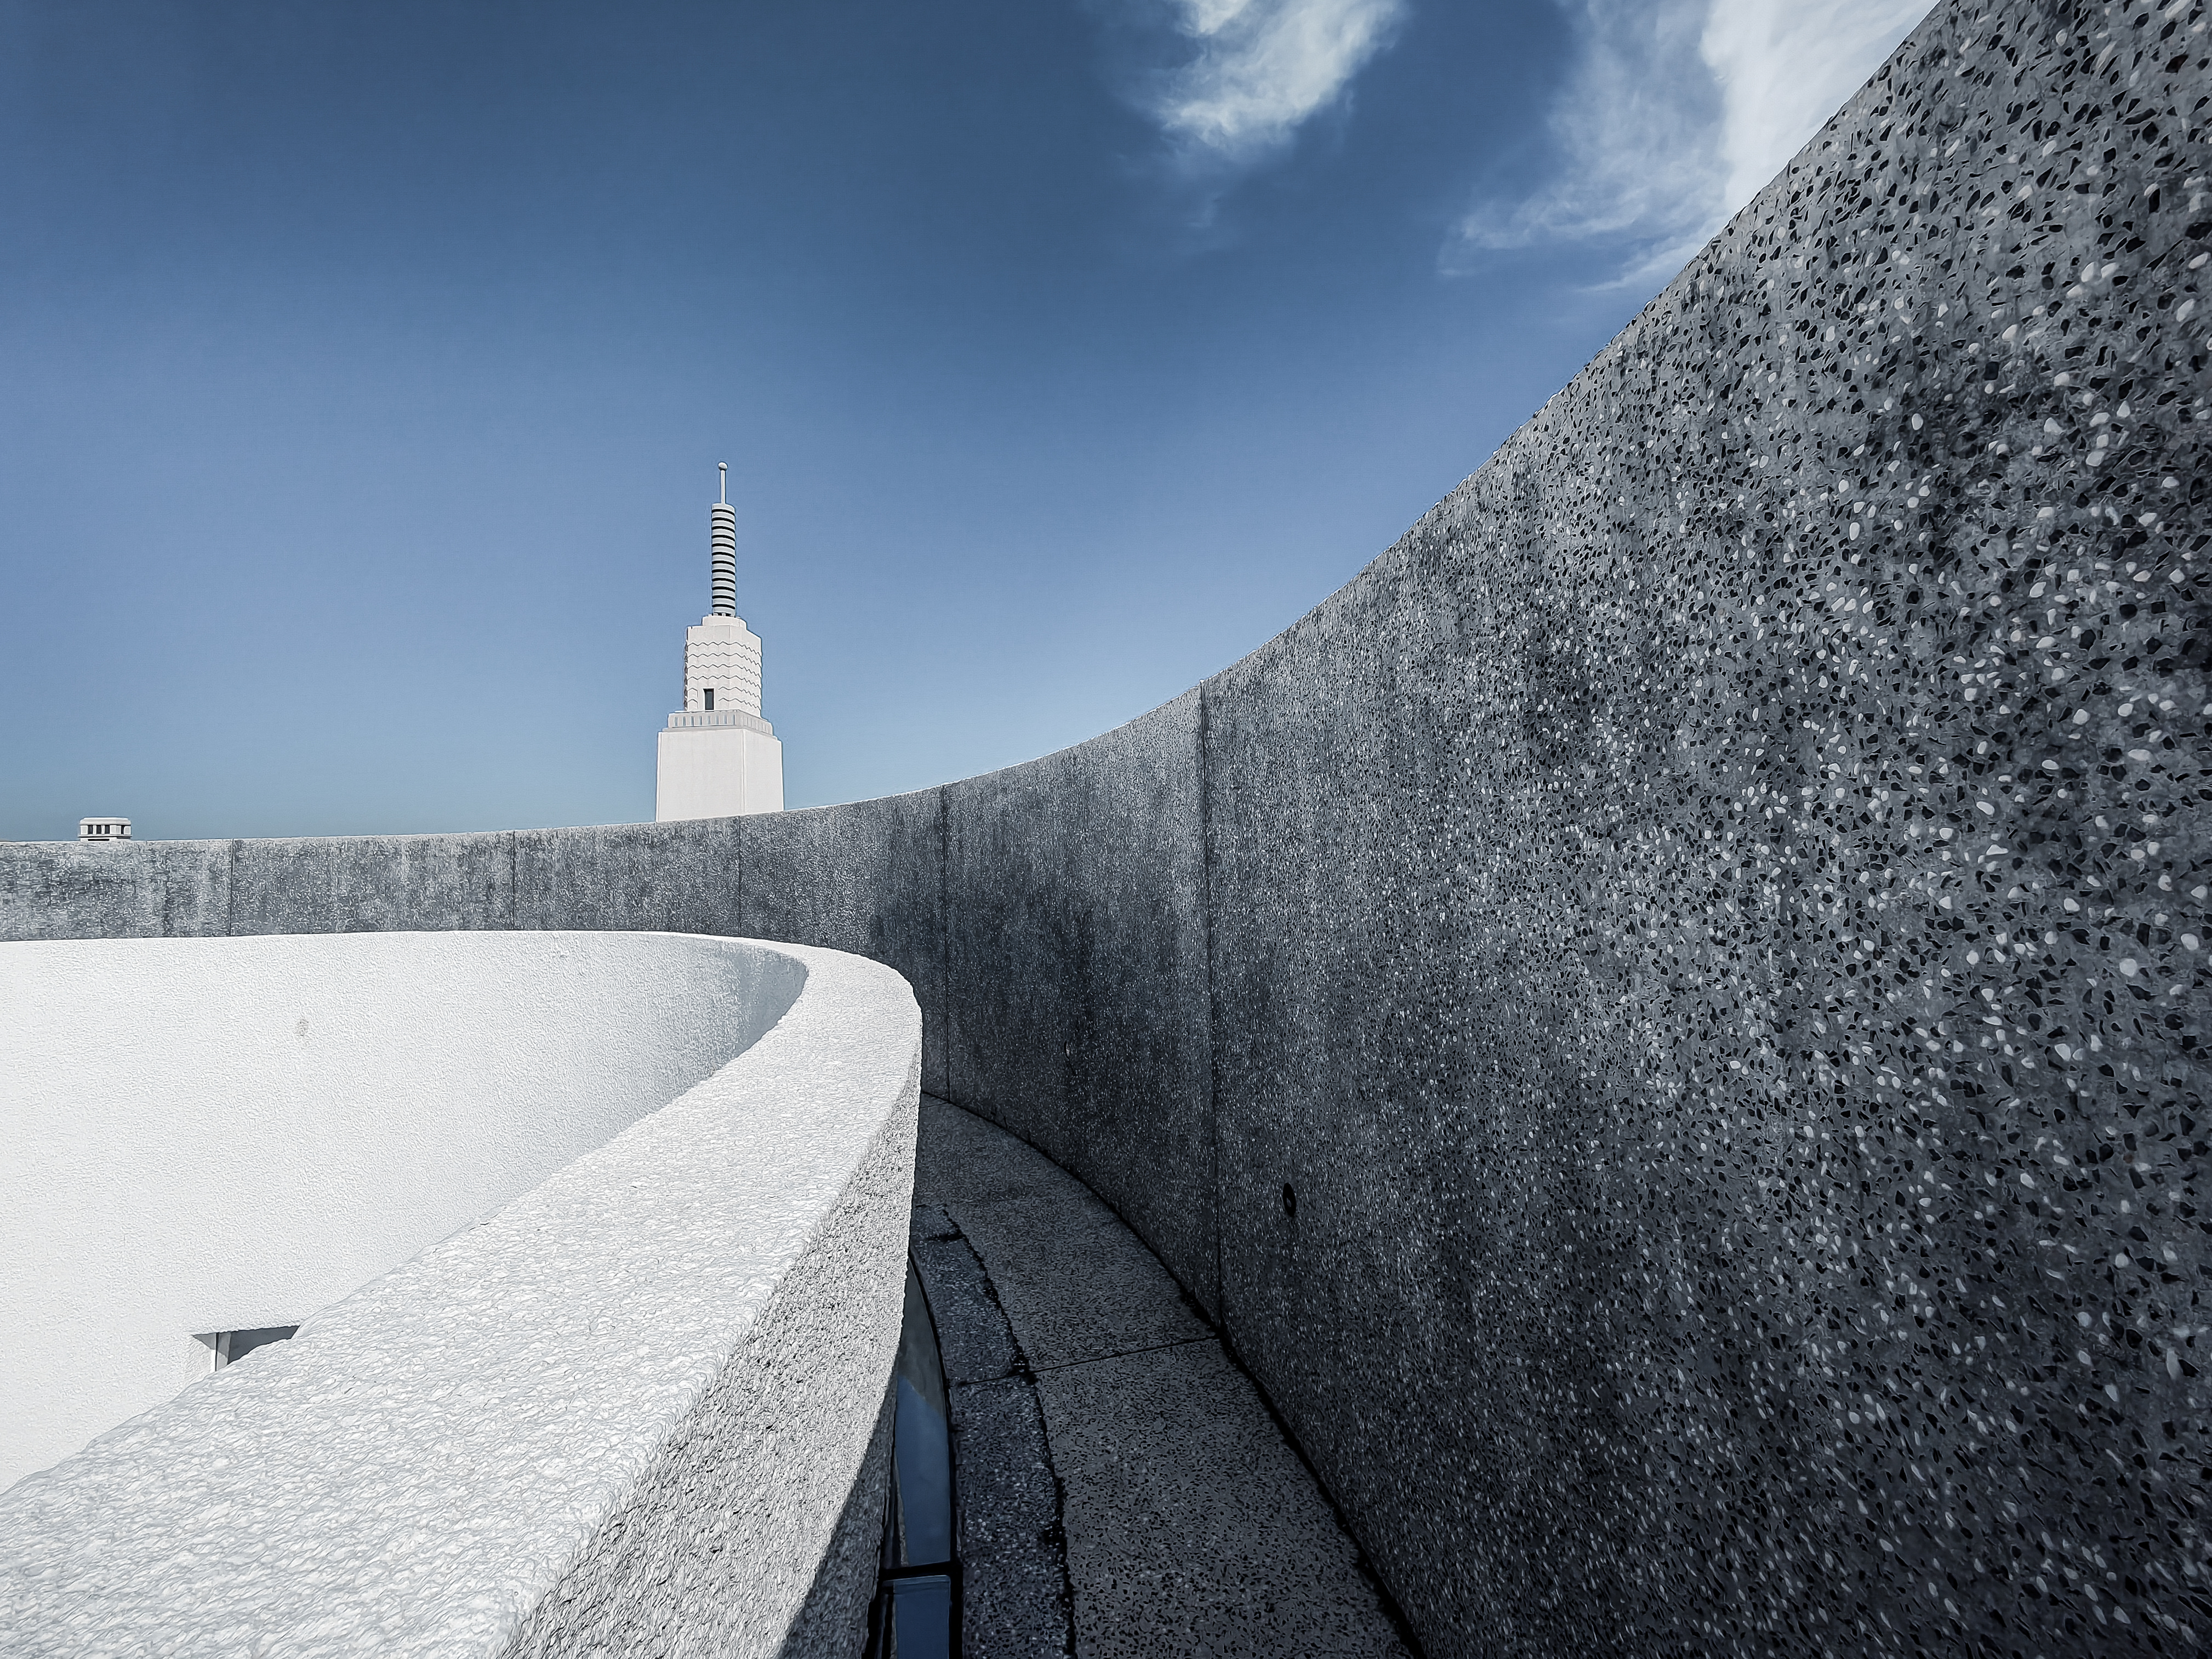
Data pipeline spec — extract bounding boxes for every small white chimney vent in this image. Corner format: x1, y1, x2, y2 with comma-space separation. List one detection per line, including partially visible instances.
78, 818, 132, 843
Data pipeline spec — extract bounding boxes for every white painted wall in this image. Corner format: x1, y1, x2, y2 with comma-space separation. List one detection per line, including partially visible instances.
656, 721, 785, 818
0, 932, 920, 1656
0, 930, 805, 1491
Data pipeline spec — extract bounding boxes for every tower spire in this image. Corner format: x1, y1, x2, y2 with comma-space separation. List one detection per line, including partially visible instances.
709, 464, 737, 617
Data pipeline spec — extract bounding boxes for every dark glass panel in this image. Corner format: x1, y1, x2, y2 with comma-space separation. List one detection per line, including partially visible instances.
887, 1261, 952, 1567
880, 1575, 951, 1659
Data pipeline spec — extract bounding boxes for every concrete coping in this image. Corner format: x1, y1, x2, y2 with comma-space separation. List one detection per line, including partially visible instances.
0, 931, 922, 1656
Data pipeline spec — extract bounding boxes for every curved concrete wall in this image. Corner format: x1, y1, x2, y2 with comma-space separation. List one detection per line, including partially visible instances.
3, 2, 2206, 1650
1, 931, 806, 1491
0, 936, 921, 1657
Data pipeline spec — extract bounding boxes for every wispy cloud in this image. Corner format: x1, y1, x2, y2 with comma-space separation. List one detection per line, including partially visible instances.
1129, 0, 1407, 168
1701, 0, 1941, 210
1449, 0, 1935, 286
1450, 0, 1722, 281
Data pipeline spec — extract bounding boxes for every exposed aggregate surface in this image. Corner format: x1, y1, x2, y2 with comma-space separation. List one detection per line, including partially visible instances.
5, 2, 2210, 1652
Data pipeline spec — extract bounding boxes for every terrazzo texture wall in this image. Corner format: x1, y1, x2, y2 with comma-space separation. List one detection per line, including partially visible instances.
5, 2, 2208, 1652
1202, 0, 2212, 1641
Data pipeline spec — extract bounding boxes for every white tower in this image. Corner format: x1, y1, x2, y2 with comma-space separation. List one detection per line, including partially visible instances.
654, 465, 785, 820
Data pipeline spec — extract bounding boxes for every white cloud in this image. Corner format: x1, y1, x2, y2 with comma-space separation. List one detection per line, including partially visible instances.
1450, 0, 1934, 284
1452, 0, 1722, 277
1142, 0, 1407, 166
1702, 0, 1938, 212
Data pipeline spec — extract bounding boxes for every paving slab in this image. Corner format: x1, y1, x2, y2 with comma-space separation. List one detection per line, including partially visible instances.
914, 1097, 1407, 1659
951, 1375, 1071, 1659
952, 1191, 1210, 1373
1036, 1339, 1408, 1659
911, 1219, 1019, 1391
914, 1098, 1082, 1210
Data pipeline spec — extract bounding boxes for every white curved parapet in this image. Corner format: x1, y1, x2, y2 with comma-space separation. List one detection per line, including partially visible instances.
0, 931, 921, 1657
1, 931, 813, 1487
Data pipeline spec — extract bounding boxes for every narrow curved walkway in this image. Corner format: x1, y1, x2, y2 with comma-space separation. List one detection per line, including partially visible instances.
909, 1096, 1411, 1659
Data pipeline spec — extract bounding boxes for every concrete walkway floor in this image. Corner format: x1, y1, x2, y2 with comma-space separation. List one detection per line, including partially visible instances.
909, 1096, 1411, 1659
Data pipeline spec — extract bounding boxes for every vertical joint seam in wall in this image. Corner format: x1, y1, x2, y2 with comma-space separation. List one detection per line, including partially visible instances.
1197, 683, 1224, 1328
937, 785, 951, 1105
224, 838, 240, 938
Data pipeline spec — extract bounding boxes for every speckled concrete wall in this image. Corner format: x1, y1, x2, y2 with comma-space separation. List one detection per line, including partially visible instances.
943, 688, 1218, 1311
5, 2, 2206, 1651
1205, 0, 2212, 1638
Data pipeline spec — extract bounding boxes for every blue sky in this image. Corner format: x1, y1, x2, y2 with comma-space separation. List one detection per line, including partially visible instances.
0, 0, 1930, 840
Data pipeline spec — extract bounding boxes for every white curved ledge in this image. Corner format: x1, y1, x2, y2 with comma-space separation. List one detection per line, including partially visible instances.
0, 931, 922, 1657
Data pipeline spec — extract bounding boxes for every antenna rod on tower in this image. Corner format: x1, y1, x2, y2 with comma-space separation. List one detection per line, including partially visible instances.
709, 464, 738, 616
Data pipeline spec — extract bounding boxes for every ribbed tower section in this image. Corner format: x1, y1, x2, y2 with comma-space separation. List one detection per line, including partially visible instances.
709, 502, 738, 617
